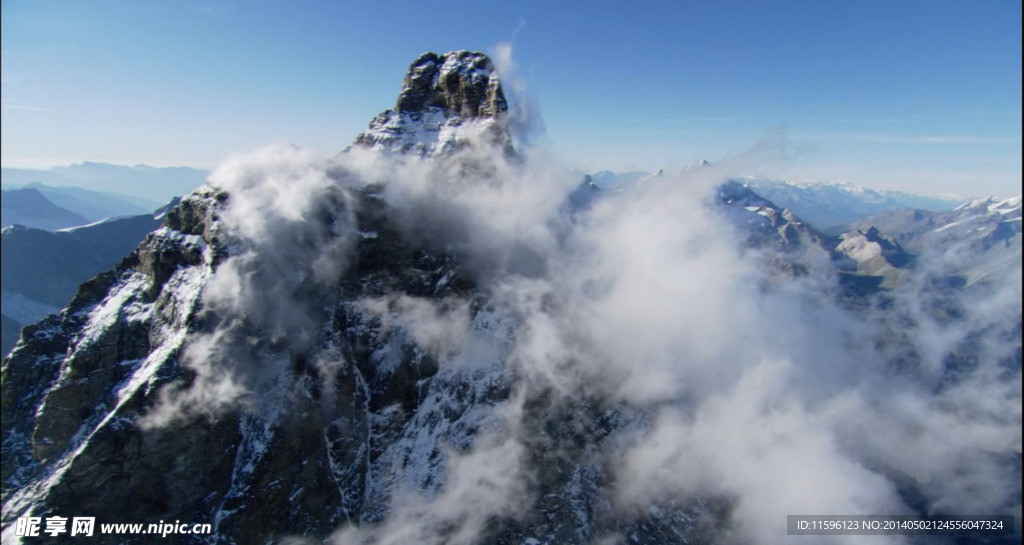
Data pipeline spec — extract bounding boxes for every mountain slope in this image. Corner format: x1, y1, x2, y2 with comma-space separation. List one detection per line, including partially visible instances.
0, 208, 168, 356
843, 196, 1021, 285
23, 183, 160, 222
1, 50, 523, 545
0, 189, 89, 231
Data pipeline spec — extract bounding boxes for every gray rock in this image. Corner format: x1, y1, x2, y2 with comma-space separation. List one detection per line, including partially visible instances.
353, 51, 512, 157
395, 51, 507, 119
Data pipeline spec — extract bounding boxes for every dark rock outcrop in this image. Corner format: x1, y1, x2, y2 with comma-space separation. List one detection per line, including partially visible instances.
353, 50, 511, 156
395, 51, 507, 119
1, 52, 517, 544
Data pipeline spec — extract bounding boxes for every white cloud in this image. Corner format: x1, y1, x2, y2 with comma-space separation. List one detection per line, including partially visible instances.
138, 53, 1020, 542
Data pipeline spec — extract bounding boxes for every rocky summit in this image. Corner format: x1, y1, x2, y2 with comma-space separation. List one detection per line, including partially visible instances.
2, 50, 1020, 545
396, 51, 507, 119
353, 50, 511, 156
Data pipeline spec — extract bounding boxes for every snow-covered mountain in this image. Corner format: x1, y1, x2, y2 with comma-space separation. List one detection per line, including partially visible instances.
582, 173, 964, 231
841, 196, 1021, 286
2, 52, 1019, 545
833, 226, 913, 289
741, 178, 964, 229
351, 51, 510, 157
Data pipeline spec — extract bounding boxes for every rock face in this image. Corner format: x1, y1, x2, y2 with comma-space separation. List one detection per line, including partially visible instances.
395, 51, 507, 119
834, 226, 913, 287
837, 196, 1022, 290
2, 181, 500, 544
0, 51, 520, 545
1, 208, 169, 356
353, 50, 511, 156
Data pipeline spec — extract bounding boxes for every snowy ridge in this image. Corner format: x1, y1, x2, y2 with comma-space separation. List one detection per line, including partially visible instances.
1, 264, 209, 544
954, 195, 1023, 215
354, 108, 504, 157
742, 177, 965, 228
842, 192, 1020, 286
1, 192, 219, 543
351, 50, 509, 158
54, 217, 116, 233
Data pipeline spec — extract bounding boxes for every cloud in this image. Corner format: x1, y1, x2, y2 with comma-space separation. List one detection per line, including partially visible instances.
490, 41, 545, 146
140, 144, 360, 428
327, 422, 529, 545
343, 124, 1017, 541
614, 361, 907, 545
357, 295, 473, 360
136, 54, 1019, 543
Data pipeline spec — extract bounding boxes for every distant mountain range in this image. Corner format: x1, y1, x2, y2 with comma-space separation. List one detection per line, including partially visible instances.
0, 204, 170, 355
26, 182, 162, 221
842, 196, 1022, 286
1, 167, 200, 354
583, 171, 967, 231
587, 170, 652, 189
1, 162, 207, 204
741, 178, 965, 230
1, 183, 163, 230
0, 188, 89, 231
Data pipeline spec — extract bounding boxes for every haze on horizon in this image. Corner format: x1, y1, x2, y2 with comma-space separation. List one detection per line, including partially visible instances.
1, 0, 1020, 198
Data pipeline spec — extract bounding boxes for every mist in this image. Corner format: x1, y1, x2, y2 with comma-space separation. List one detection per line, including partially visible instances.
135, 51, 1020, 544
140, 145, 361, 428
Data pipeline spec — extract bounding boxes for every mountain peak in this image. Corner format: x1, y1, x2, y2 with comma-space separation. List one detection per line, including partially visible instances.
353, 51, 511, 156
396, 51, 507, 119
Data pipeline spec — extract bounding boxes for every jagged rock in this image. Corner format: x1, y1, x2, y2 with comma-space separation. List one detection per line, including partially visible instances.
395, 51, 507, 119
352, 50, 511, 156
565, 175, 602, 215
1, 174, 496, 544
717, 180, 840, 265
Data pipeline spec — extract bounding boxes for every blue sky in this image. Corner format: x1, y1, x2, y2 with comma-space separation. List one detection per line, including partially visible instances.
2, 0, 1020, 196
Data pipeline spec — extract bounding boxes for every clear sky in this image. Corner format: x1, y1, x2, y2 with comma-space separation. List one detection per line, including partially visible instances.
2, 0, 1021, 196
